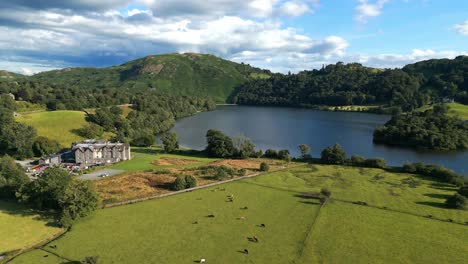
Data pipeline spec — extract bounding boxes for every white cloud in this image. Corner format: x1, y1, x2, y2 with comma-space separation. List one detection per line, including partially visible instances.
140, 0, 315, 18
355, 0, 388, 23
278, 1, 312, 17
454, 20, 468, 35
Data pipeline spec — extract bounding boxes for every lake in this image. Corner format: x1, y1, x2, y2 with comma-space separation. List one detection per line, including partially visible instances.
172, 106, 468, 175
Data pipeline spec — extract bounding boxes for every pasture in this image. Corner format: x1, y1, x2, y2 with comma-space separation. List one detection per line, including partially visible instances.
0, 201, 62, 254
15, 111, 88, 147
10, 164, 468, 264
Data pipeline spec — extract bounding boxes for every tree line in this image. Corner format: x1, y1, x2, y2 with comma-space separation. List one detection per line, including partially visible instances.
231, 56, 468, 112
373, 105, 468, 151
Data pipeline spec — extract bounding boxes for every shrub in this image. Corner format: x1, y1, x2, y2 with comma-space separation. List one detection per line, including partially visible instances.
263, 149, 278, 159
260, 162, 270, 172
320, 188, 332, 198
278, 149, 291, 161
445, 194, 468, 210
172, 176, 187, 191
350, 155, 365, 166
185, 175, 197, 188
238, 168, 247, 176
364, 158, 387, 169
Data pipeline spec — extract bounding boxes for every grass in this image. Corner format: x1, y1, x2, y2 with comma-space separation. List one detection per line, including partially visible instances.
0, 201, 62, 254
15, 110, 113, 148
447, 102, 468, 120
10, 164, 468, 263
15, 111, 88, 147
416, 102, 468, 120
108, 147, 219, 172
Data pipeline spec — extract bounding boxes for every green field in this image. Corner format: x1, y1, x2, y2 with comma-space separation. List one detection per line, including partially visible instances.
416, 102, 468, 120
0, 201, 62, 254
447, 102, 468, 120
15, 111, 88, 147
11, 165, 468, 264
108, 147, 218, 172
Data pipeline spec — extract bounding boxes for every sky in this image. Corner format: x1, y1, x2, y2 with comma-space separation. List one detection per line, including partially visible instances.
0, 0, 467, 74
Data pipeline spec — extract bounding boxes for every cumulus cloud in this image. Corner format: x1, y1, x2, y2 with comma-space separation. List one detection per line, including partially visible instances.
140, 0, 315, 18
454, 20, 468, 35
0, 0, 132, 11
355, 0, 388, 23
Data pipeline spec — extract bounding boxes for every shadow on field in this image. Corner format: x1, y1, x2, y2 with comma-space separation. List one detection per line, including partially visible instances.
423, 193, 452, 199
415, 201, 447, 209
0, 201, 60, 227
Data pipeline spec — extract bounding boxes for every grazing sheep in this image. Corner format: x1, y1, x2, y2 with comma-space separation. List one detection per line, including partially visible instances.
239, 216, 246, 220
200, 258, 206, 263
243, 249, 249, 254
260, 224, 266, 227
207, 214, 215, 218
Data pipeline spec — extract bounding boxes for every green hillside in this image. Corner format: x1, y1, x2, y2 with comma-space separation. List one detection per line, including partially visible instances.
0, 70, 25, 80
31, 53, 269, 102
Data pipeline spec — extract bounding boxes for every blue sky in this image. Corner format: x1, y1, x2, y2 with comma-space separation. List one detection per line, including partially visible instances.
0, 0, 466, 74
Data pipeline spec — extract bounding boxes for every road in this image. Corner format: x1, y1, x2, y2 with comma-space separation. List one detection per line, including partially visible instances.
79, 169, 124, 180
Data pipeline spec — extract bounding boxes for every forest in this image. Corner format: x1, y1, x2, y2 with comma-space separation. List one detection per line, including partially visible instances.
373, 105, 468, 151
232, 56, 468, 112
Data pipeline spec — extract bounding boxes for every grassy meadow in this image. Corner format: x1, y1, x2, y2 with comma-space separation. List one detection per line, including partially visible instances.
11, 164, 468, 264
417, 102, 468, 120
0, 201, 63, 254
15, 111, 88, 147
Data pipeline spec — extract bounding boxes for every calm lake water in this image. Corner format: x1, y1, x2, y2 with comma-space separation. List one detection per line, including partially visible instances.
172, 106, 468, 175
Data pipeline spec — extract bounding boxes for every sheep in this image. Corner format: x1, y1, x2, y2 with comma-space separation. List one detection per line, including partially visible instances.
200, 258, 206, 263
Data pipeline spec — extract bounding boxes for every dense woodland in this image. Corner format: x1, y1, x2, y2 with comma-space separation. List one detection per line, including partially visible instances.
232, 56, 468, 112
373, 105, 468, 151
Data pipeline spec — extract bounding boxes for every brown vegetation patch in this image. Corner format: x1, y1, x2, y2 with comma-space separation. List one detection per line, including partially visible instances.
152, 157, 199, 166
95, 171, 175, 202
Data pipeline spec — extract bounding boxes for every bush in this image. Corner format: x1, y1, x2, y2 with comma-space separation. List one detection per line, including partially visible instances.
364, 158, 387, 169
172, 176, 187, 191
263, 149, 278, 159
278, 149, 291, 161
238, 168, 247, 176
260, 162, 270, 172
350, 155, 365, 166
320, 188, 332, 198
445, 193, 468, 210
185, 175, 197, 188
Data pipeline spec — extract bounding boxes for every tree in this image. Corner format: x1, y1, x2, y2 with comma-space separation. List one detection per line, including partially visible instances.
172, 176, 187, 191
298, 144, 311, 159
278, 149, 291, 161
205, 129, 234, 158
260, 162, 269, 172
76, 123, 104, 139
59, 180, 99, 227
161, 132, 179, 153
185, 175, 197, 188
0, 156, 29, 198
364, 158, 387, 169
19, 168, 72, 210
263, 149, 278, 159
232, 136, 256, 159
320, 144, 347, 164
33, 136, 61, 157
445, 193, 467, 210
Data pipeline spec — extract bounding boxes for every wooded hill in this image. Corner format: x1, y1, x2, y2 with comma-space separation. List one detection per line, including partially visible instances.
1, 54, 467, 109
30, 53, 270, 102
233, 56, 468, 112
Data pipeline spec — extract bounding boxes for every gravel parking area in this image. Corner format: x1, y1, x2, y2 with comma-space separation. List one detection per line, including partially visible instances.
79, 169, 124, 180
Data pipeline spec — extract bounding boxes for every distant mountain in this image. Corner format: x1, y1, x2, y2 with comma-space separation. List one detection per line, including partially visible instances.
0, 70, 25, 80
31, 53, 270, 102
